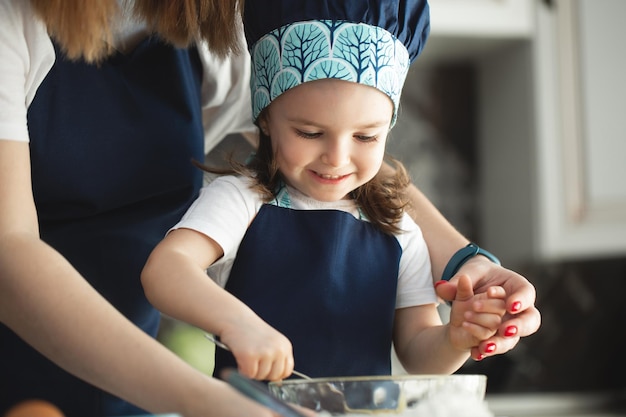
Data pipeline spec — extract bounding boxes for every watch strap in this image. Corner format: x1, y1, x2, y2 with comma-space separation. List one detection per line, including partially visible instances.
441, 243, 501, 282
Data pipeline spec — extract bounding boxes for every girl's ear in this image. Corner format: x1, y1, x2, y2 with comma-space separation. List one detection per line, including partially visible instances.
258, 115, 270, 136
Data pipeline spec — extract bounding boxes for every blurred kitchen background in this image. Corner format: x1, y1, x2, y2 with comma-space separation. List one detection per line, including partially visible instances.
158, 0, 626, 415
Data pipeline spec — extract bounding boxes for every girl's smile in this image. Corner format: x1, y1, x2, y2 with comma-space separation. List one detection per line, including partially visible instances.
313, 171, 348, 178
261, 79, 393, 202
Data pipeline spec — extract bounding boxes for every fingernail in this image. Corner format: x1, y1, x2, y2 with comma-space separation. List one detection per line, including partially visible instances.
485, 343, 496, 353
434, 280, 447, 288
476, 354, 485, 361
510, 301, 522, 312
504, 326, 518, 337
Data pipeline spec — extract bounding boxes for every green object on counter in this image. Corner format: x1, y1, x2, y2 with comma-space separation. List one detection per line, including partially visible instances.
158, 319, 215, 376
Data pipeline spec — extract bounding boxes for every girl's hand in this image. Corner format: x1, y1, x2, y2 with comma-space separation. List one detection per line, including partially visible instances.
219, 321, 294, 381
445, 275, 507, 355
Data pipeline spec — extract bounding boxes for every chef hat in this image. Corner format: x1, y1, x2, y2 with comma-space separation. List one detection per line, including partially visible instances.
243, 0, 430, 126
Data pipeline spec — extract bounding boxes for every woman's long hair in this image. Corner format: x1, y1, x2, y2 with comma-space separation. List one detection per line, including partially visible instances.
195, 125, 411, 236
30, 0, 244, 63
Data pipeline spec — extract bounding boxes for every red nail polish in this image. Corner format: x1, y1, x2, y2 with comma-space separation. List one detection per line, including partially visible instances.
511, 301, 522, 312
504, 326, 518, 337
476, 354, 485, 361
434, 280, 447, 288
485, 343, 496, 353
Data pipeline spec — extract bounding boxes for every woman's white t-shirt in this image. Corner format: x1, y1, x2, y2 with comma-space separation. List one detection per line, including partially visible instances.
0, 0, 255, 151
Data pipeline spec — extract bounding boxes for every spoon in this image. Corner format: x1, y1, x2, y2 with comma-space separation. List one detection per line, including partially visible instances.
204, 333, 312, 380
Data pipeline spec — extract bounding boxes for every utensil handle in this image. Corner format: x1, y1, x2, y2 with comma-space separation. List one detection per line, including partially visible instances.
221, 368, 309, 417
204, 333, 231, 351
290, 370, 311, 380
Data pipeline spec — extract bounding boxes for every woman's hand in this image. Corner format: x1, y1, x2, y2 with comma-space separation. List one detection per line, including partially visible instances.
435, 256, 541, 359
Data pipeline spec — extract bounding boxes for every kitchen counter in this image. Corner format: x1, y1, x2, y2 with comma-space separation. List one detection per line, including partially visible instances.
486, 391, 625, 417
120, 392, 626, 417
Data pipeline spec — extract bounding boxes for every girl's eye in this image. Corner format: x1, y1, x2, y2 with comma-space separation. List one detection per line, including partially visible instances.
296, 130, 321, 139
355, 135, 378, 143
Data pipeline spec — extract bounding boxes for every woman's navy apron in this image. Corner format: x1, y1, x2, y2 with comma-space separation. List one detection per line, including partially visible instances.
0, 37, 204, 417
213, 198, 403, 379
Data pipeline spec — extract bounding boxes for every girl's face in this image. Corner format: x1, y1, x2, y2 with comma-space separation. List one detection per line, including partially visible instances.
260, 79, 393, 202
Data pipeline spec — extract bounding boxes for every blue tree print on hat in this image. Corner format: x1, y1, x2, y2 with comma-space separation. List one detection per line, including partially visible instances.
250, 20, 409, 123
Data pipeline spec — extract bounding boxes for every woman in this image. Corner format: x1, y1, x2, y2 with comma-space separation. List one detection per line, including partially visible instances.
0, 1, 271, 416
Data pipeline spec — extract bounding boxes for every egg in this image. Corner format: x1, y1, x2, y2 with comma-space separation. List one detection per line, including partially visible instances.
3, 399, 65, 417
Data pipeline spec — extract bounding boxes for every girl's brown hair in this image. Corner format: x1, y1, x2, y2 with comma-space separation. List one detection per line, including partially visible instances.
194, 125, 411, 236
30, 0, 244, 63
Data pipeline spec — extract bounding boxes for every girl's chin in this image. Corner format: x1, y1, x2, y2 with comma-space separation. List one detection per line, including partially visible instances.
305, 188, 352, 202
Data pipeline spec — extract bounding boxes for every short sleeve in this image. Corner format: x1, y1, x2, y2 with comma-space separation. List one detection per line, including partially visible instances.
172, 176, 262, 287
197, 21, 256, 154
395, 214, 438, 308
0, 0, 54, 142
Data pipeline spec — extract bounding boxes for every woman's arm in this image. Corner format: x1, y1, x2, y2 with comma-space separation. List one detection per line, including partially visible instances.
0, 140, 274, 417
402, 181, 541, 358
402, 182, 469, 280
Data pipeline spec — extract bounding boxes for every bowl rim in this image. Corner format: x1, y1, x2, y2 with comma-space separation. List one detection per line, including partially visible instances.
269, 373, 487, 387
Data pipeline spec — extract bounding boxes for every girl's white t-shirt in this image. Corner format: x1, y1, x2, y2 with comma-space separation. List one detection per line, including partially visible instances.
0, 0, 255, 152
172, 175, 438, 309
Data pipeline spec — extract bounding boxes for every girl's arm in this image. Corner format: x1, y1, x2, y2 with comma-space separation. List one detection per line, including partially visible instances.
141, 227, 294, 381
0, 140, 274, 417
393, 304, 469, 375
393, 276, 505, 373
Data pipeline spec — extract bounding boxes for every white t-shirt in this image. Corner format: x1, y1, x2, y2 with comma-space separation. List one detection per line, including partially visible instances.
0, 0, 255, 152
172, 175, 438, 309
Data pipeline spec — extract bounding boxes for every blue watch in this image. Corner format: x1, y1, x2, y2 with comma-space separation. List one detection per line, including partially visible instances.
441, 243, 501, 282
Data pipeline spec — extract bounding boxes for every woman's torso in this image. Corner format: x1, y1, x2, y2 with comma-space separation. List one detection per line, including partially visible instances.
0, 2, 212, 415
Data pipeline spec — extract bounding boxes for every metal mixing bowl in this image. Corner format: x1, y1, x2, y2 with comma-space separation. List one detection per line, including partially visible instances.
268, 374, 487, 414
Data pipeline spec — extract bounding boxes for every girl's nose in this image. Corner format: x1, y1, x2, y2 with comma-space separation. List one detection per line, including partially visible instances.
321, 138, 350, 167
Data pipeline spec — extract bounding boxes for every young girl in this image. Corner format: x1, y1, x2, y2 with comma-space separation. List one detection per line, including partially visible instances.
141, 0, 508, 382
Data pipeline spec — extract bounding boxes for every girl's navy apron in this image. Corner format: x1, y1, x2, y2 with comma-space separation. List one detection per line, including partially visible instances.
0, 38, 204, 417
213, 195, 402, 379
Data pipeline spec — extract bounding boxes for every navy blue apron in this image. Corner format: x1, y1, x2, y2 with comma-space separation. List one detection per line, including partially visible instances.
0, 37, 204, 417
213, 202, 402, 379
